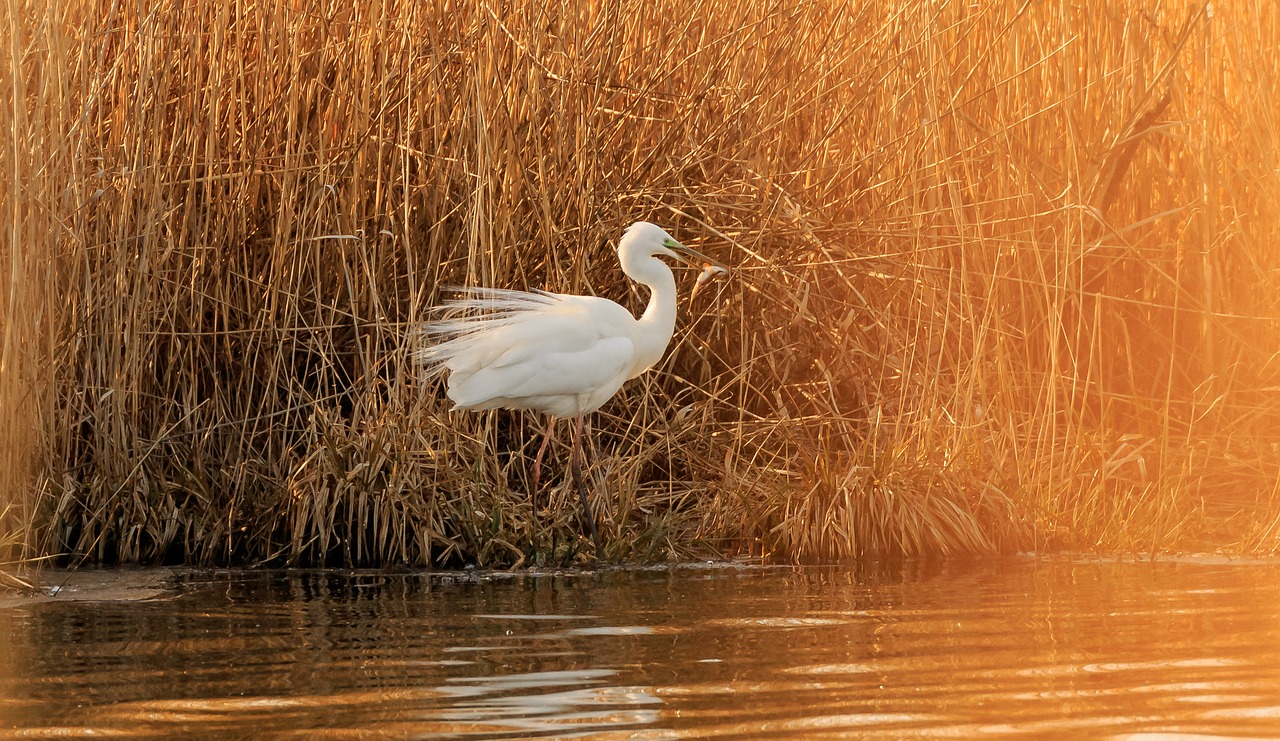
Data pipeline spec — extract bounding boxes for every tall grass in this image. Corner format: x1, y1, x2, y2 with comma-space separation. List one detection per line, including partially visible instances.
2, 0, 57, 586
3, 0, 1279, 566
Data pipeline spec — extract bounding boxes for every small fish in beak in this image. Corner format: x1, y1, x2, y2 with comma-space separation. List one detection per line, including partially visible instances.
690, 263, 730, 302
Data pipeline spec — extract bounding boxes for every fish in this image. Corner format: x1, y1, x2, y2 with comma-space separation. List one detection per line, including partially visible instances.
690, 263, 730, 302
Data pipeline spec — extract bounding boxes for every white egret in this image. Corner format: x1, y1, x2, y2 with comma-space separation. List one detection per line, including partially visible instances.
419, 222, 729, 557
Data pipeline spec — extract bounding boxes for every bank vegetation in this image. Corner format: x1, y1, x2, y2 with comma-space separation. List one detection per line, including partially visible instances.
3, 0, 1278, 567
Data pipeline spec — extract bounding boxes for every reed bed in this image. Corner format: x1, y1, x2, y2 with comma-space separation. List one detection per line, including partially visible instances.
3, 0, 1278, 566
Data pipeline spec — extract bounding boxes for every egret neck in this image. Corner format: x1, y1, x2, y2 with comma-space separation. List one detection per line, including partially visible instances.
618, 235, 679, 379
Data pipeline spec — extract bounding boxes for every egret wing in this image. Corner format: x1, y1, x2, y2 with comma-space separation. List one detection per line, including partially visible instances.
477, 297, 633, 371
425, 293, 641, 415
421, 293, 634, 373
447, 336, 636, 416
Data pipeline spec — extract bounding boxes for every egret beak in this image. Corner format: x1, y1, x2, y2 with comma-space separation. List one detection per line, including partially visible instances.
663, 238, 729, 273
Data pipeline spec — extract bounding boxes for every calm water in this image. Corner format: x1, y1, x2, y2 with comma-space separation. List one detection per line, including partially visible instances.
4, 558, 1280, 738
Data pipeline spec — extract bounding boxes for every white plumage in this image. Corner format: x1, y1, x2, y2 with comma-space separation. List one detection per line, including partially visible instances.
419, 288, 638, 418
419, 222, 724, 418
418, 221, 728, 556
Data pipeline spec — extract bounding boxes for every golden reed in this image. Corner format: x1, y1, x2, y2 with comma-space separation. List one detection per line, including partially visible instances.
3, 0, 1278, 566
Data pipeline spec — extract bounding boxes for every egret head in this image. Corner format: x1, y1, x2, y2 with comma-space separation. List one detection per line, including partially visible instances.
618, 221, 727, 273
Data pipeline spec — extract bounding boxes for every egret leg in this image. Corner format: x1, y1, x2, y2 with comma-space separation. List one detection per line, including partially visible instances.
570, 414, 603, 559
529, 415, 555, 551
530, 416, 555, 500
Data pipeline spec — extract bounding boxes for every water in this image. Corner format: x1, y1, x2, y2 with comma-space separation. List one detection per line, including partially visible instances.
4, 558, 1280, 739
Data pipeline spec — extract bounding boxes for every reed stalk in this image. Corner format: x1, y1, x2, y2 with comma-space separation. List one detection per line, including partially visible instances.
3, 0, 1278, 565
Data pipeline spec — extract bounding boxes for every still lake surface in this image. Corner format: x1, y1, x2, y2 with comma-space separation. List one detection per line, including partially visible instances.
4, 557, 1280, 738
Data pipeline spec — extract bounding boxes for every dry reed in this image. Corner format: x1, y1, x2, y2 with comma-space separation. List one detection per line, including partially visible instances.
3, 0, 1279, 566
2, 0, 57, 586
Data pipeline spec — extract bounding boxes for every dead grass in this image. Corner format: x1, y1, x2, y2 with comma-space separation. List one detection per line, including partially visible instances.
3, 0, 1279, 565
1, 0, 58, 583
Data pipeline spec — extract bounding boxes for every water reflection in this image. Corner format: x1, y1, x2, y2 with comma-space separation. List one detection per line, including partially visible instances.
3, 559, 1280, 738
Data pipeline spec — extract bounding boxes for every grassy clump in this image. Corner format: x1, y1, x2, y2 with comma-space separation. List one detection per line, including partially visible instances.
3, 0, 1279, 566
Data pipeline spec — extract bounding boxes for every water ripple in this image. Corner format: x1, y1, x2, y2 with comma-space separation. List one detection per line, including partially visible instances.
6, 560, 1280, 738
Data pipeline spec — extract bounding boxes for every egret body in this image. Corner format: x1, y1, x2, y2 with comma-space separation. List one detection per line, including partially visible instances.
420, 222, 727, 556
